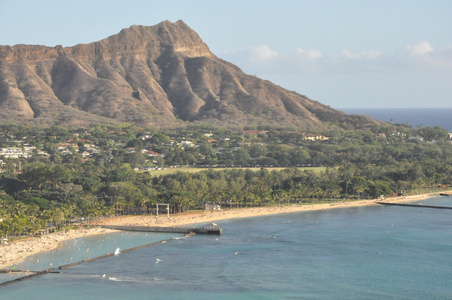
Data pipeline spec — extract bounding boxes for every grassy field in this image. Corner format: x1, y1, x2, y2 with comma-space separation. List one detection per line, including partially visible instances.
139, 166, 327, 176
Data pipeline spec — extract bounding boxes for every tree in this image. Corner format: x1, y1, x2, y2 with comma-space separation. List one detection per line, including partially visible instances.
289, 148, 310, 165
249, 144, 267, 158
150, 133, 170, 145
107, 182, 145, 214
271, 189, 289, 206
234, 148, 250, 165
417, 126, 449, 142
107, 164, 134, 182
338, 163, 357, 198
366, 180, 393, 198
20, 163, 53, 190
124, 152, 146, 167
350, 176, 367, 199
126, 139, 144, 152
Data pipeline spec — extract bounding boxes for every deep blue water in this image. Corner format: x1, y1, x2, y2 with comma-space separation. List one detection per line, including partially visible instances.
2, 196, 452, 299
341, 108, 452, 131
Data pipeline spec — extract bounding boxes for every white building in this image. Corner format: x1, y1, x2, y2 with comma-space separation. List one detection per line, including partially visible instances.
0, 146, 48, 158
180, 141, 195, 148
0, 147, 32, 158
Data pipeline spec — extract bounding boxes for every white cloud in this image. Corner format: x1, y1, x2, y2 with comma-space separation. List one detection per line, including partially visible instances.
222, 41, 452, 76
362, 50, 384, 59
220, 41, 452, 108
397, 41, 452, 71
340, 49, 383, 60
340, 49, 359, 59
248, 44, 278, 61
223, 44, 279, 66
405, 41, 434, 56
296, 48, 323, 60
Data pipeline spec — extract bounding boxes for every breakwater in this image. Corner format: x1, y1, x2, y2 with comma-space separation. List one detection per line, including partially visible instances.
0, 233, 193, 287
376, 202, 452, 210
58, 235, 179, 270
0, 269, 55, 287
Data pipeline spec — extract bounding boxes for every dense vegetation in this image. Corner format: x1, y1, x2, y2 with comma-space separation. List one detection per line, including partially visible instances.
1, 122, 451, 239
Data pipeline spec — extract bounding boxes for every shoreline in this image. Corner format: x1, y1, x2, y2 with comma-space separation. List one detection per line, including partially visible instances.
1, 191, 449, 269
100, 191, 445, 228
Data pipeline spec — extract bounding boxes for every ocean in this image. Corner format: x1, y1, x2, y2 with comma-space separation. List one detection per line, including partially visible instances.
341, 108, 452, 131
2, 196, 452, 299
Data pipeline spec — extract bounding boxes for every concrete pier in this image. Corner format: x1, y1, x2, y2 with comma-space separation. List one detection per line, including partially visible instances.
101, 225, 222, 235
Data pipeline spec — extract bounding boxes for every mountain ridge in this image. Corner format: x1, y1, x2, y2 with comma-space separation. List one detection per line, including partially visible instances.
0, 20, 376, 129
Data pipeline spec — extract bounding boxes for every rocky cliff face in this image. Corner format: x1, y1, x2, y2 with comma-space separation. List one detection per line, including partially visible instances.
0, 20, 374, 129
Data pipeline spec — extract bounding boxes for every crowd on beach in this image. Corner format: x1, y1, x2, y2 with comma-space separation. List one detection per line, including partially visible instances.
0, 192, 444, 269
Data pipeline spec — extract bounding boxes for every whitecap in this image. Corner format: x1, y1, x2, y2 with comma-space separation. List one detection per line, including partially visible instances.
108, 277, 121, 281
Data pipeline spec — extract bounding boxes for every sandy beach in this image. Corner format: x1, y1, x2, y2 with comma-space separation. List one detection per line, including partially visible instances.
1, 191, 448, 269
100, 192, 443, 228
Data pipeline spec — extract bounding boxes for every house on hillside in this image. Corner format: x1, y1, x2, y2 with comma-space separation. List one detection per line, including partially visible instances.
303, 134, 329, 141
0, 147, 34, 158
0, 146, 48, 159
180, 140, 195, 148
143, 150, 164, 158
57, 143, 78, 152
243, 130, 269, 135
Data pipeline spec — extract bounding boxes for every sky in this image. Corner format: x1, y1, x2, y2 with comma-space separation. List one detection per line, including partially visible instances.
1, 0, 451, 109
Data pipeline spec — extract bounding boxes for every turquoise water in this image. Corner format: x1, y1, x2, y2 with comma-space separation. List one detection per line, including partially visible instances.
2, 196, 452, 299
